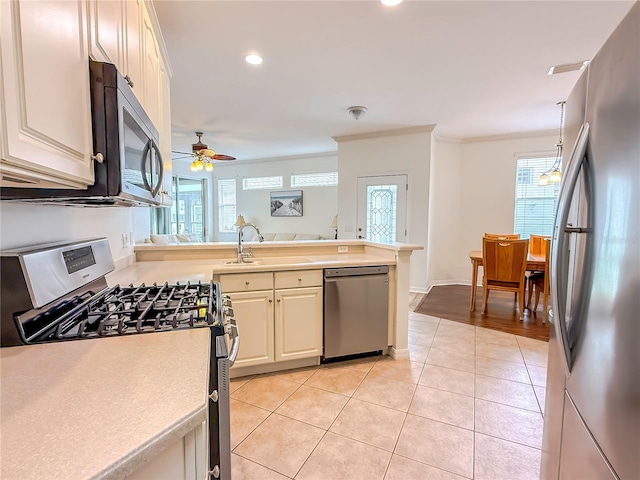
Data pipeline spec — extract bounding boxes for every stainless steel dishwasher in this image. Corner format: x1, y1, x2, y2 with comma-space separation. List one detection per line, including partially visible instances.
323, 266, 389, 361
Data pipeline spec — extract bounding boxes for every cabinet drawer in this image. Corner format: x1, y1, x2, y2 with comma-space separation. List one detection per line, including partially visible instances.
219, 272, 273, 292
274, 270, 323, 289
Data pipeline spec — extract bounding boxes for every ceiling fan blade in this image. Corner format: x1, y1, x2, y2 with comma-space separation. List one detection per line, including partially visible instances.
213, 154, 236, 161
171, 150, 193, 156
172, 154, 194, 160
195, 148, 217, 158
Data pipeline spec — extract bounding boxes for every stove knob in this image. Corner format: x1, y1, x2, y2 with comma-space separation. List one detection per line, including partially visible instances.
223, 299, 232, 307
224, 307, 234, 317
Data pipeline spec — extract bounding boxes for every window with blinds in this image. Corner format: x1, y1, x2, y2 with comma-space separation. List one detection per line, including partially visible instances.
291, 172, 338, 187
514, 156, 561, 238
218, 178, 236, 233
242, 176, 283, 190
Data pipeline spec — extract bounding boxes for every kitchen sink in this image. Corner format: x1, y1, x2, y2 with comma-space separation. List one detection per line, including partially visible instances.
223, 256, 313, 265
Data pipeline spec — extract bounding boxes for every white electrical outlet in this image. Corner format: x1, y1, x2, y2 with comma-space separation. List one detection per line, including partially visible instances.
121, 232, 129, 248
337, 245, 349, 253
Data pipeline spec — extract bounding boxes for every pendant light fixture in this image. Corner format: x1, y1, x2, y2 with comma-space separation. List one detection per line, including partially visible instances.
539, 101, 566, 185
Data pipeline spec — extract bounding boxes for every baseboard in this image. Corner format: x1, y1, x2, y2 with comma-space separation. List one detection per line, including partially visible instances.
410, 286, 429, 294
230, 357, 319, 378
389, 347, 409, 360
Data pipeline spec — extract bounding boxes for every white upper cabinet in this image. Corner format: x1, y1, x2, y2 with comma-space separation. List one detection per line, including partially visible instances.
88, 0, 124, 70
0, 0, 95, 188
141, 2, 161, 132
159, 54, 173, 205
123, 0, 144, 103
0, 0, 172, 194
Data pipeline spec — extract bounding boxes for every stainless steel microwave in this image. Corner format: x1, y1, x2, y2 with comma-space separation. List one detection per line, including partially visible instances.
0, 60, 163, 206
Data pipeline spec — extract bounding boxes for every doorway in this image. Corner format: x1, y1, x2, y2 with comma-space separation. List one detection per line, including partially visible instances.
356, 174, 408, 243
153, 176, 206, 240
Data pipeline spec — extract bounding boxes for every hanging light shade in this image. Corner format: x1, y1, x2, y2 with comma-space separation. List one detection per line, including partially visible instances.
540, 101, 566, 185
234, 215, 246, 227
205, 161, 214, 172
538, 173, 550, 186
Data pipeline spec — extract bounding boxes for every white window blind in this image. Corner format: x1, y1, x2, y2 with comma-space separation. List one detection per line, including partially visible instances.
514, 157, 561, 237
291, 172, 338, 187
242, 176, 283, 190
218, 178, 236, 233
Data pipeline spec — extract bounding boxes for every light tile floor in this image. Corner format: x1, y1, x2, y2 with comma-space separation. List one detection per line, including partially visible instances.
230, 312, 548, 480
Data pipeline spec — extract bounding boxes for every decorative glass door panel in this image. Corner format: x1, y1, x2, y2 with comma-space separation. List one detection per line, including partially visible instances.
357, 175, 407, 243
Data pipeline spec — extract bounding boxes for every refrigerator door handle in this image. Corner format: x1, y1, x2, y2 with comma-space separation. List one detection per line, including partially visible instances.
551, 122, 590, 374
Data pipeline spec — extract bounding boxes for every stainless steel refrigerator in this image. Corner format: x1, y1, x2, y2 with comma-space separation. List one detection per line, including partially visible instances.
541, 3, 639, 479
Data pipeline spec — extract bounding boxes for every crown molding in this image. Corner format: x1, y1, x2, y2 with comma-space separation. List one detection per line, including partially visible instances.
431, 128, 462, 144
333, 125, 436, 143
460, 129, 557, 144
212, 150, 337, 168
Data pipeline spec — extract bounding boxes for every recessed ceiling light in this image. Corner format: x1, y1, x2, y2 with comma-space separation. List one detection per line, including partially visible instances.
245, 54, 263, 65
381, 0, 403, 5
547, 60, 589, 75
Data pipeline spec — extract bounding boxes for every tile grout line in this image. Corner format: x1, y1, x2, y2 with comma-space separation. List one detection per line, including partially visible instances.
232, 451, 295, 479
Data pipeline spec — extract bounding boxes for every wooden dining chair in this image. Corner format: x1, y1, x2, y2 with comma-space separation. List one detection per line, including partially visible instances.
484, 233, 521, 240
481, 238, 529, 319
528, 238, 551, 323
529, 234, 551, 255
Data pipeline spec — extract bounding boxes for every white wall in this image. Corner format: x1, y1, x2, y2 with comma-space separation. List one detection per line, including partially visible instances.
426, 134, 463, 287
336, 129, 432, 291
0, 202, 137, 263
425, 133, 557, 288
212, 153, 338, 242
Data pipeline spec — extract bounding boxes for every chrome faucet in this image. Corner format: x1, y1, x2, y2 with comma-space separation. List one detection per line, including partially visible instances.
237, 223, 264, 263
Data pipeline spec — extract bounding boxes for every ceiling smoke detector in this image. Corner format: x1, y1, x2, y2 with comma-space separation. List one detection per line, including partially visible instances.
347, 106, 368, 120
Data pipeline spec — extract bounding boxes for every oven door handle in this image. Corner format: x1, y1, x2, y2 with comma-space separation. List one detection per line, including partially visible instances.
226, 319, 240, 367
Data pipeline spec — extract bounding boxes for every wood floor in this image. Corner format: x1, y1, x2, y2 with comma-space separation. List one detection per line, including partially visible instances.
414, 285, 550, 341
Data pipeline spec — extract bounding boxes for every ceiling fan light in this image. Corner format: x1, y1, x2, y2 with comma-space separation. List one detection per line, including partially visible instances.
195, 158, 204, 171
550, 170, 562, 183
205, 161, 214, 172
190, 161, 198, 172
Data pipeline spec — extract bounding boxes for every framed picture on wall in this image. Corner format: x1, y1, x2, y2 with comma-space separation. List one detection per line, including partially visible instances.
270, 190, 303, 217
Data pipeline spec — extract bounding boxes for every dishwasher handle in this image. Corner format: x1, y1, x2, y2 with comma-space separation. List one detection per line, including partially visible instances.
324, 266, 389, 278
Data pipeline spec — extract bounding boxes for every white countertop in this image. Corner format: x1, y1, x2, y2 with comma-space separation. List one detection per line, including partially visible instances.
0, 328, 211, 480
107, 253, 398, 287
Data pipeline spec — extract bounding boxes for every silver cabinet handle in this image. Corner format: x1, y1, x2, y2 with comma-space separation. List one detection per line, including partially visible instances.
91, 153, 104, 163
268, 299, 272, 303
277, 298, 281, 302
298, 277, 302, 281
124, 75, 134, 88
245, 281, 250, 285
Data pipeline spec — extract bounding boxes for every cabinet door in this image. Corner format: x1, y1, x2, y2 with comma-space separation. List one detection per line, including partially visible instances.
88, 0, 123, 70
141, 3, 161, 130
228, 290, 274, 368
158, 55, 172, 206
123, 0, 143, 103
275, 287, 323, 362
0, 0, 95, 188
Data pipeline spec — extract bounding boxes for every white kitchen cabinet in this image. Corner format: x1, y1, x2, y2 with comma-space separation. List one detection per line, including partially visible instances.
275, 287, 323, 362
126, 420, 207, 480
158, 54, 173, 206
123, 0, 144, 103
0, 0, 96, 189
226, 290, 275, 368
141, 2, 162, 131
219, 270, 323, 369
88, 0, 124, 70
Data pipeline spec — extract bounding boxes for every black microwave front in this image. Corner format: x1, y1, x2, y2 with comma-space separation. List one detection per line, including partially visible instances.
0, 60, 163, 207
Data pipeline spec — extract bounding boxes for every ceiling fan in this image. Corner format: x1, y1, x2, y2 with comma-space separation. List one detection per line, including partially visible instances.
172, 131, 236, 171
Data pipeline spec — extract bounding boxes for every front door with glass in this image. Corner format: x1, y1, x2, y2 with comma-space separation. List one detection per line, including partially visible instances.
356, 175, 408, 243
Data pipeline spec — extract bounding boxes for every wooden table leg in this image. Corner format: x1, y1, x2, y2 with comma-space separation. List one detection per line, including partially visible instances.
470, 259, 479, 311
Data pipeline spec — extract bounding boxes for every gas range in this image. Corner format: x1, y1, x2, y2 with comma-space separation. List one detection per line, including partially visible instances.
0, 238, 236, 479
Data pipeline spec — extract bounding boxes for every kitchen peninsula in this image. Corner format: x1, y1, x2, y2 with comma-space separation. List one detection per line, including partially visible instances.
108, 240, 422, 376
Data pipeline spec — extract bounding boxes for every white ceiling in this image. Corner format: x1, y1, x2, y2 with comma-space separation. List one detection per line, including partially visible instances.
154, 0, 634, 162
